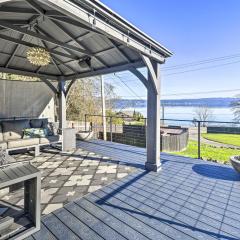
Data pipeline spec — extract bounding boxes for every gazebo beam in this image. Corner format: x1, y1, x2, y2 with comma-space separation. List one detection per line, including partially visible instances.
48, 16, 100, 35
0, 6, 63, 17
34, 24, 78, 75
37, 32, 94, 58
49, 14, 131, 65
65, 61, 144, 80
34, 26, 85, 62
49, 20, 90, 53
0, 21, 92, 56
142, 55, 159, 94
129, 67, 149, 89
5, 33, 24, 68
0, 66, 58, 80
25, 0, 45, 15
35, 36, 63, 75
48, 14, 132, 68
49, 56, 77, 75
5, 15, 42, 68
65, 78, 77, 97
34, 26, 82, 73
40, 78, 58, 95
107, 39, 131, 63
43, 0, 166, 63
0, 20, 29, 25
25, 0, 64, 17
58, 77, 67, 131
0, 33, 78, 60
26, 0, 106, 67
50, 19, 109, 68
36, 53, 76, 75
0, 6, 38, 14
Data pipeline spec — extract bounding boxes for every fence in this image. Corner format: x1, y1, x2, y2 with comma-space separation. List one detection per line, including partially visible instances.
84, 114, 240, 163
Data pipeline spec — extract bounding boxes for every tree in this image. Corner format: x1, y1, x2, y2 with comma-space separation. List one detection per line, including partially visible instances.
193, 106, 213, 127
106, 110, 124, 125
66, 76, 117, 121
133, 110, 144, 121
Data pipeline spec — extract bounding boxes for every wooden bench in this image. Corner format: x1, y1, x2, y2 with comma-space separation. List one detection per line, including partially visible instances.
0, 163, 41, 240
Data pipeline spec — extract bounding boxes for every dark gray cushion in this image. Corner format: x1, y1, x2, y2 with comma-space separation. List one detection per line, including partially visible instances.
30, 119, 44, 128
2, 120, 30, 141
42, 119, 48, 128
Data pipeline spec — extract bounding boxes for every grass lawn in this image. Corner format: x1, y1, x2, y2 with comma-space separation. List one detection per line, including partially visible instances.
202, 133, 240, 147
170, 140, 240, 163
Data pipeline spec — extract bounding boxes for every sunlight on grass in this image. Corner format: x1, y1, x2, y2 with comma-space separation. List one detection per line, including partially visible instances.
202, 133, 240, 147
169, 140, 240, 163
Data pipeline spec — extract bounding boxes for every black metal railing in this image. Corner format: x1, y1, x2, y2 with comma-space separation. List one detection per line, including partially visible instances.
82, 114, 240, 162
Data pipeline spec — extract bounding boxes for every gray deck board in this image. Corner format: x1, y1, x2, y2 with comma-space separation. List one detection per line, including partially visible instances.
41, 214, 81, 240
30, 140, 240, 240
30, 224, 57, 240
73, 199, 146, 240
65, 202, 127, 240
54, 206, 104, 240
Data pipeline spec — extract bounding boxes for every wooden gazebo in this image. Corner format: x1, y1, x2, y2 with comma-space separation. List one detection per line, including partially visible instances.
0, 0, 172, 171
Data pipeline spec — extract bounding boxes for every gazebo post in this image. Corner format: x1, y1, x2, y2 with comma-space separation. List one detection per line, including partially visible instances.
142, 56, 161, 172
58, 76, 67, 131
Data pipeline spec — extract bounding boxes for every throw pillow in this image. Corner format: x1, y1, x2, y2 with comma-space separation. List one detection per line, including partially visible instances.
23, 128, 47, 138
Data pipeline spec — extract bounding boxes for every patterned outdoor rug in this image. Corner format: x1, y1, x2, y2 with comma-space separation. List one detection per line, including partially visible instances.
0, 147, 136, 216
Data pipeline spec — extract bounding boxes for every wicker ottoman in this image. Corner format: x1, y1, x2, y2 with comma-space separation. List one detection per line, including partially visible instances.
76, 130, 94, 141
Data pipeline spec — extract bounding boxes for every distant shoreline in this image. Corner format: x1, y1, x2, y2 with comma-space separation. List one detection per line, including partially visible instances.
114, 105, 235, 122
114, 97, 239, 109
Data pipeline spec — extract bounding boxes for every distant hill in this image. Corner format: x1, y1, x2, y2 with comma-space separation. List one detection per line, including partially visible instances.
114, 98, 240, 109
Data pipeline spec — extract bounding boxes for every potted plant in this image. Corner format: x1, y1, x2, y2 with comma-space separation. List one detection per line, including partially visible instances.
230, 156, 240, 173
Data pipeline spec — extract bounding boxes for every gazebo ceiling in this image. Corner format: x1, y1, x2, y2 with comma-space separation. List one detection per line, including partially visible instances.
0, 0, 172, 80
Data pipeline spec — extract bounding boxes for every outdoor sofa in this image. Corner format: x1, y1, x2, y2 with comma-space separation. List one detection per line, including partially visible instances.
0, 118, 61, 156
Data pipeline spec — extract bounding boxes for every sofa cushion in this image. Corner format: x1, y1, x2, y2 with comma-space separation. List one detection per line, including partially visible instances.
7, 138, 39, 149
0, 141, 7, 150
2, 120, 30, 141
39, 135, 60, 144
42, 119, 48, 128
0, 124, 3, 142
30, 119, 44, 128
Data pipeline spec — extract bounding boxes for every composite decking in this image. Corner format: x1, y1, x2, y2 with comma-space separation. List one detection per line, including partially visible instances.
28, 140, 240, 240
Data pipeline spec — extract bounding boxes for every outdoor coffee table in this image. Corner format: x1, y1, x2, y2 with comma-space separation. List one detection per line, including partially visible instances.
0, 151, 41, 239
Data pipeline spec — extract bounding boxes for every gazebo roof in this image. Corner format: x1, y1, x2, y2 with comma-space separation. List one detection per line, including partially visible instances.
0, 0, 172, 81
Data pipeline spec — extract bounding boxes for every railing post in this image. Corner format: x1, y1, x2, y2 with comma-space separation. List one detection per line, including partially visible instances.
198, 121, 201, 159
110, 116, 113, 142
85, 114, 87, 131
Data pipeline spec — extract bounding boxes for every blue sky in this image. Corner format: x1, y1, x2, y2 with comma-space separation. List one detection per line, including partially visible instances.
101, 0, 240, 99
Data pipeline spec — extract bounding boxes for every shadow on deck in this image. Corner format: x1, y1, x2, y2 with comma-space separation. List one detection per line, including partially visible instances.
28, 140, 240, 240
